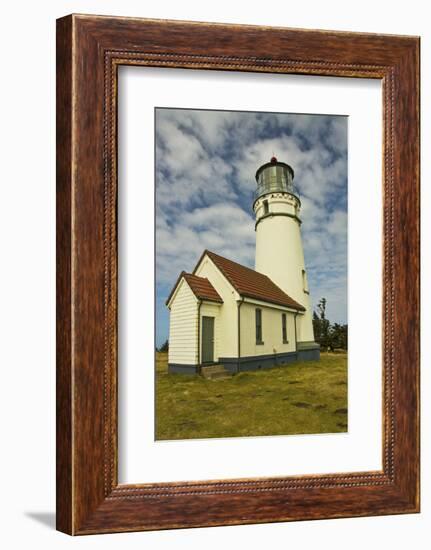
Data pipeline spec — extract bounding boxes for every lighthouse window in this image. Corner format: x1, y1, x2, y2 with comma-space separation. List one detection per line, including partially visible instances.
255, 308, 263, 344
263, 200, 269, 215
302, 269, 309, 293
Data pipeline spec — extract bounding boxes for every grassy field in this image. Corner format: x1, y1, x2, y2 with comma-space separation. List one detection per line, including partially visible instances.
155, 352, 347, 440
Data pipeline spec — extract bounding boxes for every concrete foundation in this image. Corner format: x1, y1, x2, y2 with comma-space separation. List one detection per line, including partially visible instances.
168, 344, 320, 375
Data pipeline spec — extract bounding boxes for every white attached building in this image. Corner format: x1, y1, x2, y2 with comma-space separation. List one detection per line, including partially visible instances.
166, 157, 320, 374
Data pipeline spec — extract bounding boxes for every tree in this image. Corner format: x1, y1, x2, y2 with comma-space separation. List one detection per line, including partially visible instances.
313, 298, 348, 351
158, 339, 169, 353
312, 310, 321, 343
328, 323, 347, 350
313, 298, 331, 350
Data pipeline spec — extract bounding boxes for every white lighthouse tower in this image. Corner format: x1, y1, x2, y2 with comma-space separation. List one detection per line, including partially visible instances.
254, 157, 319, 355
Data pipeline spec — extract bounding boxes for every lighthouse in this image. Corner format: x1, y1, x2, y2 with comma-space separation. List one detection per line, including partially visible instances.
167, 155, 320, 375
253, 157, 318, 352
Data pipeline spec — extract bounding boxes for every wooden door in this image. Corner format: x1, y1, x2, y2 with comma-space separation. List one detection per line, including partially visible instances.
201, 316, 215, 363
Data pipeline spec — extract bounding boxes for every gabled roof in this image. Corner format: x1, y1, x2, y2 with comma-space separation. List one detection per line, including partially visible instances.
166, 271, 223, 306
195, 250, 305, 311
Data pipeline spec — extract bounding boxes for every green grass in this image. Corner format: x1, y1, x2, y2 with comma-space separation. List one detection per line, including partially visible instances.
155, 352, 347, 440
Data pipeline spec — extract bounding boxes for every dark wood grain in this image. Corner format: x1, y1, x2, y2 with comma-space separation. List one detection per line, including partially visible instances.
56, 15, 73, 535
56, 14, 420, 535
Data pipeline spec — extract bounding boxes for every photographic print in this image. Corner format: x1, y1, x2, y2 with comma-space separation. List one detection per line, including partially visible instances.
155, 107, 347, 441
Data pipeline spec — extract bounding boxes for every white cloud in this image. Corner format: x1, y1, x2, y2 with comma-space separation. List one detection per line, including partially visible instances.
156, 202, 255, 287
155, 108, 348, 328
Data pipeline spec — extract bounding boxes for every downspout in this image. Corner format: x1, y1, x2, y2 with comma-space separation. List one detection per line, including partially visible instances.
294, 312, 298, 356
197, 299, 202, 374
237, 297, 245, 374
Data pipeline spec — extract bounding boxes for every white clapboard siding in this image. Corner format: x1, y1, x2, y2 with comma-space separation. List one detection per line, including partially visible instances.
168, 280, 198, 365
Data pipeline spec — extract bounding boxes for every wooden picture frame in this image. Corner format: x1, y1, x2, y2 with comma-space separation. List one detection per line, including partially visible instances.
56, 14, 420, 535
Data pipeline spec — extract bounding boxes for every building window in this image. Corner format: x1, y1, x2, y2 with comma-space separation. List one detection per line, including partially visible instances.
282, 313, 288, 343
255, 308, 263, 344
302, 269, 309, 294
263, 200, 269, 215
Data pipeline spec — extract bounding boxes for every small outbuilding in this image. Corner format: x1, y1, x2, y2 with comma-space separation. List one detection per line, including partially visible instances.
166, 250, 315, 374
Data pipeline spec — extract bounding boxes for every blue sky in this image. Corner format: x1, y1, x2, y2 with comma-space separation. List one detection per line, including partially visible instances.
155, 108, 348, 347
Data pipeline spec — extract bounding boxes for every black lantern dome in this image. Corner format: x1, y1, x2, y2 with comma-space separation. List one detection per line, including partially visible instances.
255, 156, 296, 201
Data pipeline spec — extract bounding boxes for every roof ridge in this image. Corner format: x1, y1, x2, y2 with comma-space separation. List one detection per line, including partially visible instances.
183, 271, 217, 286
183, 271, 206, 279
205, 250, 279, 290
205, 249, 268, 277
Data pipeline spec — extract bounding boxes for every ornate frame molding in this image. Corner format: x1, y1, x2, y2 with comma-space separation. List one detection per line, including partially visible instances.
57, 15, 419, 534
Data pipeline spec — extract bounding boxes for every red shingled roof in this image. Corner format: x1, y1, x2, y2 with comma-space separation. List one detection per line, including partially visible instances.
195, 250, 305, 311
166, 271, 223, 306
183, 272, 223, 303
